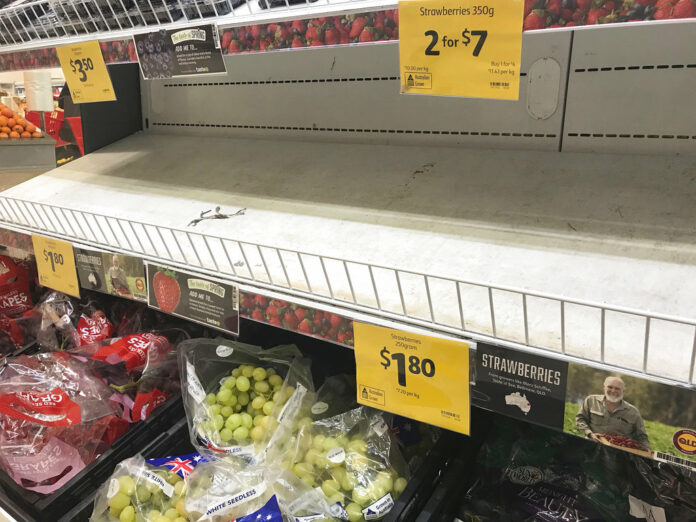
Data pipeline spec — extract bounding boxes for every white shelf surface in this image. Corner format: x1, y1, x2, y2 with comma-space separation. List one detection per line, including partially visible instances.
2, 132, 696, 383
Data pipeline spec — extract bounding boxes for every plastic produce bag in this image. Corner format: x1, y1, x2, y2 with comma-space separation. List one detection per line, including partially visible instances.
0, 254, 33, 317
0, 351, 128, 493
91, 452, 207, 522
0, 309, 41, 354
625, 454, 696, 522
184, 461, 335, 522
457, 417, 632, 521
34, 290, 81, 350
285, 406, 410, 521
310, 374, 357, 421
67, 327, 189, 385
179, 338, 313, 460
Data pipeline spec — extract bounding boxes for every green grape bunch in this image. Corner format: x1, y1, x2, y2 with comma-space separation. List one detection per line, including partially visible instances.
198, 364, 294, 447
106, 470, 188, 522
287, 431, 407, 521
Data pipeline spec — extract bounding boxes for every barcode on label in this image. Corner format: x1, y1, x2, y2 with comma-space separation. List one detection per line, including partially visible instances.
656, 452, 696, 469
490, 82, 510, 88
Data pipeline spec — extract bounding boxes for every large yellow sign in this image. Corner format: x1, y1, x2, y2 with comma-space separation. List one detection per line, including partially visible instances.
399, 0, 523, 99
354, 322, 470, 434
57, 41, 116, 104
32, 235, 80, 297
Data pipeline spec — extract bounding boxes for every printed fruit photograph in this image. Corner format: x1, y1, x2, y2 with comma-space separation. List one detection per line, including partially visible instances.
152, 268, 181, 313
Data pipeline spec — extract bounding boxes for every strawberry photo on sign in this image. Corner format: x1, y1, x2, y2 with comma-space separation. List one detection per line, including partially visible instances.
152, 269, 181, 313
145, 263, 239, 336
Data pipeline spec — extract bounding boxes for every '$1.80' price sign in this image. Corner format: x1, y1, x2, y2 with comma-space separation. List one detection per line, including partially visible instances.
399, 0, 523, 99
32, 235, 80, 297
355, 322, 470, 434
380, 347, 436, 386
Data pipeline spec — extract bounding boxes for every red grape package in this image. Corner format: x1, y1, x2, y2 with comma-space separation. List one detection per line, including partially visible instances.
113, 351, 181, 423
0, 254, 34, 317
179, 338, 314, 461
0, 352, 128, 493
67, 327, 190, 387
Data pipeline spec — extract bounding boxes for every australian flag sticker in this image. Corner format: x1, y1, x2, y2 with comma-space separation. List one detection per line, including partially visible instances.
146, 453, 207, 478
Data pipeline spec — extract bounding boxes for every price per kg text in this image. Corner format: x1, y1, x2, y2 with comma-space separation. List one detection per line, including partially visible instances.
425, 29, 488, 56
380, 347, 435, 387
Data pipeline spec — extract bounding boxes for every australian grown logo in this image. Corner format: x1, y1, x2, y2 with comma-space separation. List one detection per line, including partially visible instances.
673, 429, 696, 455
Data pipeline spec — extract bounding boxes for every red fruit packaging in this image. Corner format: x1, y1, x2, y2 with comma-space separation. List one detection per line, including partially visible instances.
68, 327, 189, 386
0, 352, 127, 493
0, 254, 33, 317
33, 291, 81, 350
113, 351, 181, 423
0, 310, 41, 355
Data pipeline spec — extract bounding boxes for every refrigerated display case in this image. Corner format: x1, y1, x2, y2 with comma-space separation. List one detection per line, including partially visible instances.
0, 0, 695, 519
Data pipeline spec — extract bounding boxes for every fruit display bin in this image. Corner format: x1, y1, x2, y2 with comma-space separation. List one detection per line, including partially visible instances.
55, 411, 459, 522
0, 393, 185, 522
58, 416, 194, 522
0, 135, 55, 171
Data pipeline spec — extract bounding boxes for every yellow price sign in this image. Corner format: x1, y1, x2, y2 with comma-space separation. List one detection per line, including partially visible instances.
399, 0, 523, 99
354, 322, 470, 434
31, 235, 80, 297
56, 41, 116, 104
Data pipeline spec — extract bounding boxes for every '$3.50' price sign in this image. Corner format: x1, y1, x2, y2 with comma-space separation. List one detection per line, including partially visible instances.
354, 322, 470, 434
56, 41, 116, 104
69, 57, 95, 83
399, 0, 524, 99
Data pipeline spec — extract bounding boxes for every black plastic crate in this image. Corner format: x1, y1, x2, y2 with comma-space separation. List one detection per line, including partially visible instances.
59, 416, 193, 522
0, 394, 184, 522
384, 430, 463, 522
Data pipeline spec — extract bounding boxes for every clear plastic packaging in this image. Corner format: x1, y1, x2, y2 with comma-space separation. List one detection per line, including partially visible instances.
310, 374, 357, 422
184, 461, 335, 522
0, 254, 34, 317
179, 338, 314, 461
0, 352, 127, 493
91, 451, 207, 521
284, 406, 410, 521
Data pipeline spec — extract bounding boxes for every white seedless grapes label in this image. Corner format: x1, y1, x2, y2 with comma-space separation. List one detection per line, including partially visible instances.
139, 470, 175, 497
192, 482, 267, 517
186, 361, 207, 404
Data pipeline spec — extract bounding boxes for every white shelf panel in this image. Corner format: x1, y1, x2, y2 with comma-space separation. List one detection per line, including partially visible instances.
2, 132, 696, 384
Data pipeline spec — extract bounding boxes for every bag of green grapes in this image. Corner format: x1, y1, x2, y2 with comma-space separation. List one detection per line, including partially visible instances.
184, 460, 336, 521
178, 338, 314, 462
90, 452, 207, 522
284, 406, 410, 522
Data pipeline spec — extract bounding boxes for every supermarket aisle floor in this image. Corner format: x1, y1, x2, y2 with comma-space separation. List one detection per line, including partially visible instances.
0, 169, 45, 192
